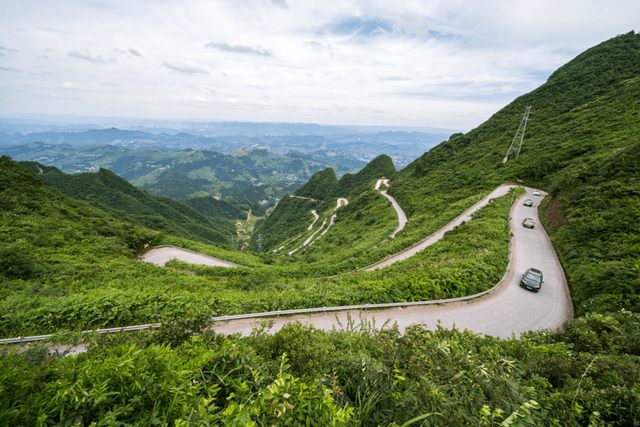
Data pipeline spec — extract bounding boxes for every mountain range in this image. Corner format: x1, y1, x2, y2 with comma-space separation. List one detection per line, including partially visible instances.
1, 31, 639, 426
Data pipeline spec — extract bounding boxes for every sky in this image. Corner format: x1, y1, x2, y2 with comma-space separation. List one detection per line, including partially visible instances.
1, 0, 639, 131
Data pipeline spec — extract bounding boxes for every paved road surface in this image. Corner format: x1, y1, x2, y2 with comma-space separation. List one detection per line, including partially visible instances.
213, 187, 573, 339
379, 190, 407, 238
142, 246, 244, 268
366, 185, 515, 270
308, 210, 319, 230
10, 185, 572, 349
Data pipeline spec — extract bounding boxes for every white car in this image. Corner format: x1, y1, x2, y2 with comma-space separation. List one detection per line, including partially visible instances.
532, 190, 541, 196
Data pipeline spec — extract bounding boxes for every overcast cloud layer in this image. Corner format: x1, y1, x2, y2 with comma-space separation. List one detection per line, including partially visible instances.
1, 0, 638, 129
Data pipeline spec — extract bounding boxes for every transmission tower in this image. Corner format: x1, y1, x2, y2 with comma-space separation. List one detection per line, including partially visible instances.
257, 234, 263, 254
503, 106, 532, 163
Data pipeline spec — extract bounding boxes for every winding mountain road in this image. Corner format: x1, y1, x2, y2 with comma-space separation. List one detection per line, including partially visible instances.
366, 184, 513, 270
212, 187, 573, 339
142, 246, 244, 268
140, 185, 573, 339
374, 178, 407, 239
6, 185, 573, 348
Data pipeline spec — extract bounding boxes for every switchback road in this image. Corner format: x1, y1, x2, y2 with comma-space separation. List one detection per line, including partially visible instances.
212, 187, 573, 339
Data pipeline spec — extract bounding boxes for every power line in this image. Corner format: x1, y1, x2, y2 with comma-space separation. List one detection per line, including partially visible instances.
503, 106, 532, 163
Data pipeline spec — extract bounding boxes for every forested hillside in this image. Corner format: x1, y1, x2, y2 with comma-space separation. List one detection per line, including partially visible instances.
390, 30, 640, 315
1, 32, 640, 426
182, 196, 246, 221
251, 154, 397, 252
19, 162, 235, 247
294, 154, 396, 200
0, 143, 361, 204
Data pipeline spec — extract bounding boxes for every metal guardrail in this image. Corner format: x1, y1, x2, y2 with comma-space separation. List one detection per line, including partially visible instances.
1, 187, 523, 345
0, 323, 162, 345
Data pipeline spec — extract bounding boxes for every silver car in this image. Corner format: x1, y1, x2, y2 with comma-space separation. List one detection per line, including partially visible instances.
522, 218, 535, 229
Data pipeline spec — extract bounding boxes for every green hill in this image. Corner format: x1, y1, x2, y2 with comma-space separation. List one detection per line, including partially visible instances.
333, 154, 396, 198
294, 167, 337, 200
253, 154, 397, 252
182, 196, 246, 221
249, 195, 323, 251
0, 156, 265, 338
21, 163, 235, 247
1, 33, 640, 427
390, 31, 640, 315
294, 154, 396, 201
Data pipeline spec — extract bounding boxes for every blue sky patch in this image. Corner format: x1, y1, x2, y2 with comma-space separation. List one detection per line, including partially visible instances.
322, 17, 394, 37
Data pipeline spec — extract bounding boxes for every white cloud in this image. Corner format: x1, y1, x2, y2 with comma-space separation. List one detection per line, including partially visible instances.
163, 62, 209, 75
61, 81, 80, 89
201, 86, 218, 96
205, 42, 273, 57
1, 0, 638, 128
68, 49, 108, 65
114, 47, 144, 58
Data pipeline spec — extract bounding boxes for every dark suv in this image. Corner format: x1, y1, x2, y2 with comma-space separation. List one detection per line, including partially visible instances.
520, 268, 543, 292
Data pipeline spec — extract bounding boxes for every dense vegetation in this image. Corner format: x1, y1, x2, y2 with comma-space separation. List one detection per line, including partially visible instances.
2, 313, 639, 426
182, 196, 246, 221
1, 32, 640, 425
294, 154, 396, 200
19, 162, 235, 247
0, 156, 516, 338
294, 167, 338, 200
389, 31, 640, 315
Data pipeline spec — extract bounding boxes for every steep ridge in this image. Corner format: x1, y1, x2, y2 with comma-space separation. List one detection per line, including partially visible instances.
256, 154, 397, 252
293, 167, 337, 200
21, 162, 235, 246
390, 31, 640, 315
2, 34, 639, 339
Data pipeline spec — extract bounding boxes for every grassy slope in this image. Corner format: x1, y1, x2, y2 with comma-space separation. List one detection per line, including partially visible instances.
0, 156, 516, 337
390, 31, 640, 315
21, 163, 235, 247
0, 156, 266, 337
2, 34, 640, 427
256, 154, 397, 252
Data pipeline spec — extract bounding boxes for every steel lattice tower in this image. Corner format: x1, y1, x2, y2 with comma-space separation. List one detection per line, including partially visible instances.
503, 106, 532, 163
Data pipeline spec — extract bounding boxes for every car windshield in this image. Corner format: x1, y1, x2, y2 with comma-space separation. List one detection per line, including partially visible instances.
524, 271, 541, 281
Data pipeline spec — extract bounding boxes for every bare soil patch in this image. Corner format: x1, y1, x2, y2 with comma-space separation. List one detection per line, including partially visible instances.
541, 196, 566, 229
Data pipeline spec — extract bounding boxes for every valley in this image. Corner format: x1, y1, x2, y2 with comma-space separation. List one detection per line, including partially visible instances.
1, 31, 639, 426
